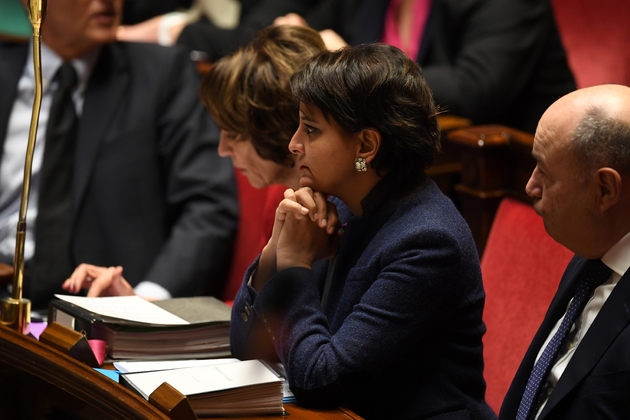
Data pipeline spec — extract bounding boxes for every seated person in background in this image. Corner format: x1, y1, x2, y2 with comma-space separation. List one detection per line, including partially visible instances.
121, 0, 193, 25
500, 84, 630, 419
199, 25, 327, 298
63, 25, 327, 299
117, 0, 319, 62
275, 0, 576, 133
0, 0, 238, 309
200, 25, 325, 191
231, 44, 496, 419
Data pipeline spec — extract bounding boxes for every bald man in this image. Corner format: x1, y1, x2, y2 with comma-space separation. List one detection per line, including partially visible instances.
500, 84, 630, 419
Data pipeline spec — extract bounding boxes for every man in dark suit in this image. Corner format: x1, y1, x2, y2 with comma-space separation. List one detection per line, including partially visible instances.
499, 84, 630, 419
0, 0, 238, 310
275, 0, 576, 134
115, 0, 320, 62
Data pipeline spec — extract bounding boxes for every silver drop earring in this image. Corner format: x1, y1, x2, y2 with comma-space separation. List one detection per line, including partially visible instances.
355, 157, 367, 172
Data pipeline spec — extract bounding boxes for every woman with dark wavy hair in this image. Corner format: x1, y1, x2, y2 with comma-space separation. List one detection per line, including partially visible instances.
231, 43, 496, 419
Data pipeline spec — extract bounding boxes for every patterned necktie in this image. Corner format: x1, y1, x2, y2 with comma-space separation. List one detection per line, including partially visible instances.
31, 63, 78, 306
515, 259, 611, 420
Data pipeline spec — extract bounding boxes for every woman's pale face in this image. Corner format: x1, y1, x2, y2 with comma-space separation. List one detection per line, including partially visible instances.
218, 130, 292, 189
289, 103, 360, 197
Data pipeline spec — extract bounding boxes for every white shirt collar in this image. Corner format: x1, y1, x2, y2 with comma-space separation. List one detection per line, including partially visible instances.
24, 38, 100, 96
601, 230, 630, 279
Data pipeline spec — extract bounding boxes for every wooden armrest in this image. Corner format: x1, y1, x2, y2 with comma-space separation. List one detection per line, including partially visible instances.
0, 263, 13, 286
446, 125, 533, 149
149, 383, 198, 420
444, 125, 536, 256
437, 114, 472, 132
445, 125, 535, 191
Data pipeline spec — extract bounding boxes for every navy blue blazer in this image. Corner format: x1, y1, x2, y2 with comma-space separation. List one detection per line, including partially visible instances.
0, 41, 238, 308
500, 256, 630, 419
231, 178, 496, 419
307, 0, 576, 133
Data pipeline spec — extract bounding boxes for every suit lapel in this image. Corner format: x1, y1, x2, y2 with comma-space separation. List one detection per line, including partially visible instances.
0, 42, 29, 162
521, 257, 585, 373
73, 43, 128, 217
539, 268, 630, 418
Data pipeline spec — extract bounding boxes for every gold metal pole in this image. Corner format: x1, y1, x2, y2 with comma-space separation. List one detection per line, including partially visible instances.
0, 0, 47, 333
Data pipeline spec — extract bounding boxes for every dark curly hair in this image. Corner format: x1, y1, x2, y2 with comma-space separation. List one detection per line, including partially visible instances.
200, 25, 326, 166
290, 43, 441, 183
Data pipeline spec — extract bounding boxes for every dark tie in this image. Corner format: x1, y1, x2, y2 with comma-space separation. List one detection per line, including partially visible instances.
31, 63, 78, 304
515, 259, 612, 420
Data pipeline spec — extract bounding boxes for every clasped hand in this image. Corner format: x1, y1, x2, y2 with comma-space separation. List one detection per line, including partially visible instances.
253, 187, 342, 290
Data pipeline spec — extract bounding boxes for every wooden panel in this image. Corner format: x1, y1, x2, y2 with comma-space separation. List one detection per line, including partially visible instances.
0, 323, 363, 419
0, 323, 172, 419
446, 125, 535, 255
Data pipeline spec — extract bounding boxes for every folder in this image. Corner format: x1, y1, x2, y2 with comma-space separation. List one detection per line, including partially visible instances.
48, 296, 232, 360
121, 359, 284, 417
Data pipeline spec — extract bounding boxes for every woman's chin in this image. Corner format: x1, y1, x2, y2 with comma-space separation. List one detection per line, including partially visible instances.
299, 177, 315, 189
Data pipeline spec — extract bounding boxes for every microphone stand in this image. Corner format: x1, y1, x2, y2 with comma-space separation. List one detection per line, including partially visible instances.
0, 0, 47, 333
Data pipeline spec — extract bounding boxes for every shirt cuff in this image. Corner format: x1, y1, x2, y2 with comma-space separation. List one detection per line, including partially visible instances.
134, 281, 172, 300
158, 12, 188, 46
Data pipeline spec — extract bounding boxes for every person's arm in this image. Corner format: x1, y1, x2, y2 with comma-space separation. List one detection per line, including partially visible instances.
177, 0, 319, 60
122, 0, 192, 25
421, 0, 565, 125
144, 47, 238, 298
65, 45, 237, 300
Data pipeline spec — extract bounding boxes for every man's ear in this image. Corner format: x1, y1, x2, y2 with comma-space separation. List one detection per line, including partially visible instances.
357, 128, 381, 164
595, 167, 622, 212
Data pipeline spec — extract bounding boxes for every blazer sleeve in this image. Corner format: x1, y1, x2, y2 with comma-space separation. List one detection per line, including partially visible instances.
141, 46, 238, 297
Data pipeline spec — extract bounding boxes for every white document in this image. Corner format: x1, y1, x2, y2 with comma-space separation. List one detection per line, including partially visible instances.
122, 359, 283, 400
54, 294, 188, 325
114, 358, 239, 373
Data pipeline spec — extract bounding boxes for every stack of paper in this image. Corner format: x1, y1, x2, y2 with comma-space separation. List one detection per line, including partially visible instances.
120, 359, 285, 417
48, 295, 231, 360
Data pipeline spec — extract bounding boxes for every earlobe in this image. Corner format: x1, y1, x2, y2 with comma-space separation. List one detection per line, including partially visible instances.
596, 168, 622, 212
357, 128, 381, 164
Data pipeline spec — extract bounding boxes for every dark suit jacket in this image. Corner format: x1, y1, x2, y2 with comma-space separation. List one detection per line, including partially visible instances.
177, 0, 319, 61
500, 256, 630, 419
231, 178, 496, 419
307, 0, 576, 133
0, 41, 238, 309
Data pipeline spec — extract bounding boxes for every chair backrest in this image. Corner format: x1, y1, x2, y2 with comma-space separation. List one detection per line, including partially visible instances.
221, 170, 286, 302
480, 197, 573, 413
552, 0, 630, 87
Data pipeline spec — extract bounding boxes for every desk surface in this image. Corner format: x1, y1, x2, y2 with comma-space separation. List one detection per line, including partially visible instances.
229, 404, 362, 420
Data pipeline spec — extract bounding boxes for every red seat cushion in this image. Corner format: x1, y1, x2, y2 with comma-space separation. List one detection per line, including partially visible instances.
553, 0, 630, 87
480, 197, 573, 413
